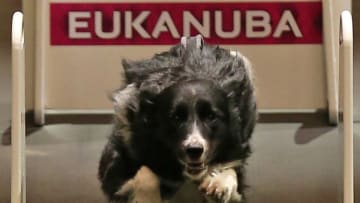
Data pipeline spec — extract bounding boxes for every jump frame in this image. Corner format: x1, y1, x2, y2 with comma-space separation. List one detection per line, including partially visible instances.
10, 8, 354, 203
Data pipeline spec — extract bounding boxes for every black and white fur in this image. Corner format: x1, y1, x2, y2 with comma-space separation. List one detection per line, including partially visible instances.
98, 35, 257, 203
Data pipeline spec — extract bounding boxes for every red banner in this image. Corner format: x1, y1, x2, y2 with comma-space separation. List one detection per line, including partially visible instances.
50, 2, 322, 45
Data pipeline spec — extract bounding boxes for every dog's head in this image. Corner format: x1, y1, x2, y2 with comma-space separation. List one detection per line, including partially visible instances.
153, 79, 231, 179
112, 37, 257, 181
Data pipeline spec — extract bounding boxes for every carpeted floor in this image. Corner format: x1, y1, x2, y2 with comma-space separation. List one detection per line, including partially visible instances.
1, 114, 359, 203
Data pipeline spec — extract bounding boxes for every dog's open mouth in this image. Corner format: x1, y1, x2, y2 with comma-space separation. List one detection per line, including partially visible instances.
185, 162, 207, 175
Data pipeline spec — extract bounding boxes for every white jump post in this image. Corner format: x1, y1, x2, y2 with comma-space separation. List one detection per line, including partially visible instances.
340, 10, 354, 203
34, 0, 46, 125
323, 0, 339, 125
11, 11, 26, 203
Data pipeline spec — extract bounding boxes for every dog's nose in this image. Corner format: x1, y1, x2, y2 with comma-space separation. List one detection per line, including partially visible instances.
185, 145, 204, 160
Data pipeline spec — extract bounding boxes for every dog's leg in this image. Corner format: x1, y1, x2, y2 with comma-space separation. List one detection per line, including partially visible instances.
98, 141, 141, 203
199, 168, 242, 203
116, 166, 163, 203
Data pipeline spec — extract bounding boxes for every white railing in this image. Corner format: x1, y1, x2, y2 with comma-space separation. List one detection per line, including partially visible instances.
340, 10, 354, 203
11, 11, 26, 203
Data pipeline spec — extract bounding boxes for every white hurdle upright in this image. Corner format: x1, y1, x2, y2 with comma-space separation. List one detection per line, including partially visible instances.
340, 10, 354, 203
323, 0, 339, 125
11, 11, 26, 203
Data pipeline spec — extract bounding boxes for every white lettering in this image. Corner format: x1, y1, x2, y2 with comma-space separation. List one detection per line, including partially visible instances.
68, 11, 91, 39
273, 10, 303, 38
66, 9, 304, 41
183, 11, 210, 37
152, 11, 180, 38
215, 11, 241, 38
125, 11, 151, 39
94, 11, 121, 39
246, 11, 271, 38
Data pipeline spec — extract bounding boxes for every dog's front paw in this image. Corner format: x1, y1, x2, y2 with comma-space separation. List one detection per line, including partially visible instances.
115, 166, 162, 203
199, 169, 242, 203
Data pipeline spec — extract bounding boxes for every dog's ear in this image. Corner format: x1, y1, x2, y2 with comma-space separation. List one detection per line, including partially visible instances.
219, 53, 257, 145
222, 77, 256, 149
137, 91, 157, 124
122, 59, 139, 84
110, 84, 139, 124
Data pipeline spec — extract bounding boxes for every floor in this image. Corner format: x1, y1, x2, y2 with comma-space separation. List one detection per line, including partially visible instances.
1, 1, 360, 203
1, 112, 359, 203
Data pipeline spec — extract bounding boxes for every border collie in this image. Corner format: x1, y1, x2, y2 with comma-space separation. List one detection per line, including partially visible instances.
98, 35, 257, 203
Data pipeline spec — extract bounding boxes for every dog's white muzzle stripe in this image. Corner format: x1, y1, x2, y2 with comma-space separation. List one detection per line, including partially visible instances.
183, 122, 208, 154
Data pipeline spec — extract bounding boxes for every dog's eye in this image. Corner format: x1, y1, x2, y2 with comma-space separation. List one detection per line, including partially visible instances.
206, 112, 216, 121
202, 111, 217, 122
171, 105, 188, 122
197, 101, 217, 122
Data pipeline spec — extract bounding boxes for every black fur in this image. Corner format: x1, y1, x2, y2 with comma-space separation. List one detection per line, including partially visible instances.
98, 38, 257, 202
